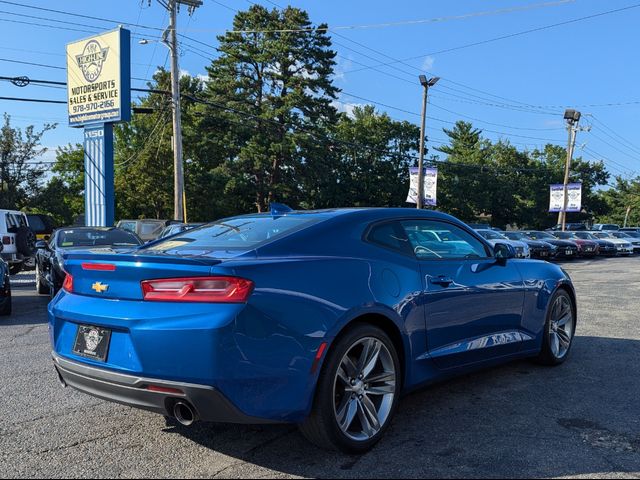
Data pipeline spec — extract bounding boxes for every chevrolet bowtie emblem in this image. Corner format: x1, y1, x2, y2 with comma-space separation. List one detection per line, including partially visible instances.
91, 282, 109, 293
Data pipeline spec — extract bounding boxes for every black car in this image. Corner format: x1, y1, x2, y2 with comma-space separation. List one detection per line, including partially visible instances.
573, 231, 617, 256
502, 231, 554, 259
34, 227, 143, 295
521, 231, 579, 259
0, 244, 11, 316
547, 223, 588, 231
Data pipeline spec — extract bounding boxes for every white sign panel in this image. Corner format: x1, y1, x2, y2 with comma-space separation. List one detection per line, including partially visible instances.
406, 167, 438, 206
549, 183, 582, 213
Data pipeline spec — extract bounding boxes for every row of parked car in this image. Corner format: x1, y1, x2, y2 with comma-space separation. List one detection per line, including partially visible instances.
471, 226, 640, 260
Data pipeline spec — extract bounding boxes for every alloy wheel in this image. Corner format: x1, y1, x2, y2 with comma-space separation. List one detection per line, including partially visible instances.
549, 295, 574, 359
333, 337, 396, 442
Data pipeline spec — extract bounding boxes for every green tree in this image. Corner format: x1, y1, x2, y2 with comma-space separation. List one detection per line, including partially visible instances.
0, 114, 55, 209
321, 105, 419, 208
598, 176, 640, 226
203, 4, 339, 212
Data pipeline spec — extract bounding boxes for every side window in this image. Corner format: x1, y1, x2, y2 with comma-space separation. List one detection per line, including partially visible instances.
401, 220, 490, 260
366, 221, 412, 256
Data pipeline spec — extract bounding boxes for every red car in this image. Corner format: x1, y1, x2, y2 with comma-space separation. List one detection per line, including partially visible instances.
552, 232, 599, 257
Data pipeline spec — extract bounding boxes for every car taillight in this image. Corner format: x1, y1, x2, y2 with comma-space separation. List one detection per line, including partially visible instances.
141, 276, 254, 303
62, 273, 74, 293
1, 236, 9, 245
82, 263, 116, 271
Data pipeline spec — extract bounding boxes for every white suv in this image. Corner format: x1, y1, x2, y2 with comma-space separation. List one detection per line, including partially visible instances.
0, 210, 35, 275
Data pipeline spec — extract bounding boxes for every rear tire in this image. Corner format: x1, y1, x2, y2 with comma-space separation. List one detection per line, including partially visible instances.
535, 290, 576, 366
299, 323, 401, 453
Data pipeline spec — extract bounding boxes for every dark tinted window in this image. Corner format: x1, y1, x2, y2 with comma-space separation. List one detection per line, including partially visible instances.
402, 220, 489, 260
367, 222, 411, 255
27, 215, 46, 232
144, 215, 321, 253
57, 229, 142, 247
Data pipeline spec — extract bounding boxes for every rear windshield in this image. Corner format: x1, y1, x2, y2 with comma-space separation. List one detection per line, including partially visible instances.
479, 230, 506, 240
57, 229, 142, 248
27, 215, 46, 232
144, 215, 321, 253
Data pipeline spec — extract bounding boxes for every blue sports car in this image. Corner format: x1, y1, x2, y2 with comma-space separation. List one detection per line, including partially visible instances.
49, 207, 577, 453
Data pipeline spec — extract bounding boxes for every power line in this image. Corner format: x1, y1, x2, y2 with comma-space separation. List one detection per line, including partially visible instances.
201, 0, 577, 34
345, 3, 640, 75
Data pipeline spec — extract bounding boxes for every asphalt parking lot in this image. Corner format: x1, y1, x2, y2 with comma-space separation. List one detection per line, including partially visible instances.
1, 258, 639, 479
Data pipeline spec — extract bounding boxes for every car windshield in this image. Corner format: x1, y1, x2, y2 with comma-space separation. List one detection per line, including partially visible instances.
526, 231, 554, 240
613, 232, 631, 239
554, 232, 576, 240
144, 215, 322, 253
574, 232, 596, 240
478, 230, 507, 240
593, 232, 614, 239
57, 229, 142, 248
503, 232, 524, 240
623, 231, 640, 238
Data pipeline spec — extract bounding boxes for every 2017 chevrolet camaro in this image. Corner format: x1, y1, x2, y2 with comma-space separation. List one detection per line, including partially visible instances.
49, 207, 577, 453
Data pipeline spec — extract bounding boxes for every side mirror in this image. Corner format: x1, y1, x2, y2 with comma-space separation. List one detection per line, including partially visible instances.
35, 240, 48, 250
494, 242, 516, 264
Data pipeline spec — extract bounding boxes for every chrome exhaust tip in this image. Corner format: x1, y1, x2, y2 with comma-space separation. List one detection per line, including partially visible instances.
173, 401, 196, 426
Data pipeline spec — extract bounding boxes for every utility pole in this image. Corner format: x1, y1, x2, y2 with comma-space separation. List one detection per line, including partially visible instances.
559, 109, 581, 231
417, 75, 439, 209
158, 0, 201, 222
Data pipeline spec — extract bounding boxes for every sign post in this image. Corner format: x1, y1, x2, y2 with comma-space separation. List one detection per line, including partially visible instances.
66, 28, 130, 227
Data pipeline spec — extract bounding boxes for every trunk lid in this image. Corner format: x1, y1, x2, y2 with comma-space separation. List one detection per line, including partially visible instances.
62, 249, 252, 300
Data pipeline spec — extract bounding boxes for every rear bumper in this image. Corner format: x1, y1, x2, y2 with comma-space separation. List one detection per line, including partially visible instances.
52, 352, 275, 424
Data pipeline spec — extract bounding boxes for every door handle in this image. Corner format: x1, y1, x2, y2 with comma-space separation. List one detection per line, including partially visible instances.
429, 276, 453, 287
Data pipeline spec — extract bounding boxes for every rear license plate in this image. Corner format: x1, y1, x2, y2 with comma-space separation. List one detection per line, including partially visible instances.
72, 325, 112, 362
539, 251, 548, 257
566, 250, 574, 255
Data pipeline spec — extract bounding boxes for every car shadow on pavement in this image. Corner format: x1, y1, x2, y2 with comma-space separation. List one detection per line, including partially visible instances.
1, 287, 51, 326
165, 335, 640, 478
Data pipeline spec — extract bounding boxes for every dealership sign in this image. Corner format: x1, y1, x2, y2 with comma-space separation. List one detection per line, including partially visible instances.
406, 167, 438, 206
66, 28, 131, 127
549, 183, 582, 212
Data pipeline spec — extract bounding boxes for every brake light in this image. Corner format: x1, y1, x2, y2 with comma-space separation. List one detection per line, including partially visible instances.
1, 236, 9, 245
82, 263, 116, 271
62, 273, 74, 293
141, 276, 254, 303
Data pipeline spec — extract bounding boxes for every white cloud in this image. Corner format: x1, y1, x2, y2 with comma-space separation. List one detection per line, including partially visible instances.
332, 100, 365, 118
421, 56, 435, 72
333, 56, 353, 83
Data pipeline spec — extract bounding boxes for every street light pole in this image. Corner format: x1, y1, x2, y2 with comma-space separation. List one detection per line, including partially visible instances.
417, 75, 439, 209
559, 109, 581, 231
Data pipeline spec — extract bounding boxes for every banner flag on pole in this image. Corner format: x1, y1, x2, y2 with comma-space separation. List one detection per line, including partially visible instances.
549, 183, 582, 213
406, 167, 438, 206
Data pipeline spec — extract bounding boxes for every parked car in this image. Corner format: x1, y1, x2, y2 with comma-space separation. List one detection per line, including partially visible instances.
592, 224, 620, 231
35, 227, 143, 296
502, 231, 554, 259
0, 245, 11, 316
591, 232, 633, 255
475, 229, 530, 258
0, 209, 35, 275
158, 222, 205, 239
466, 223, 502, 231
620, 227, 640, 233
116, 219, 169, 242
547, 223, 588, 231
572, 231, 617, 256
551, 232, 599, 258
49, 207, 577, 453
609, 231, 640, 254
520, 231, 579, 259
26, 213, 57, 241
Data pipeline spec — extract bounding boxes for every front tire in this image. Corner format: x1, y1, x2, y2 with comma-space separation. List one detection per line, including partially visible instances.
35, 263, 50, 295
535, 290, 576, 366
0, 278, 11, 316
299, 324, 401, 453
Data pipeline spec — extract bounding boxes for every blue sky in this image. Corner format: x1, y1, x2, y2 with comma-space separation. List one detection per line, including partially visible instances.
0, 0, 639, 181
